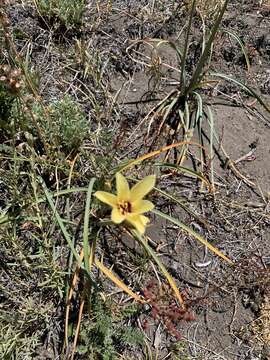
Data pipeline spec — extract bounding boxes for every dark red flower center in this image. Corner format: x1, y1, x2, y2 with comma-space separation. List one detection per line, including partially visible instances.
118, 201, 132, 215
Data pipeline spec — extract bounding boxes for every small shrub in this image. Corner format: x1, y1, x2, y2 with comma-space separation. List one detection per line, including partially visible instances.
31, 95, 88, 156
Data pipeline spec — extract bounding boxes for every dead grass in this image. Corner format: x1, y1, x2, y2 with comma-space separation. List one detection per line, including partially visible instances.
261, 295, 270, 345
250, 294, 270, 348
185, 0, 225, 19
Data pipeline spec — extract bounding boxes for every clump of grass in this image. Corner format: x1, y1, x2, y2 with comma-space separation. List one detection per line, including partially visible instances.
34, 0, 86, 29
127, 0, 269, 190
0, 220, 66, 358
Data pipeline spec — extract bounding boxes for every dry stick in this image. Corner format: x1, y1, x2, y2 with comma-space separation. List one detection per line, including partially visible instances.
71, 295, 85, 360
65, 250, 84, 348
221, 145, 256, 188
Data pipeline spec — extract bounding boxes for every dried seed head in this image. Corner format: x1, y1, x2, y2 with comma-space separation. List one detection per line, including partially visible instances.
2, 64, 11, 74
10, 69, 21, 78
0, 64, 24, 94
9, 78, 16, 86
15, 81, 22, 89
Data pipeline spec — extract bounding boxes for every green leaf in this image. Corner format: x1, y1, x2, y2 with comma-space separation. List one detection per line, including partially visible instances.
39, 176, 82, 265
185, 0, 229, 95
83, 178, 96, 274
222, 29, 250, 71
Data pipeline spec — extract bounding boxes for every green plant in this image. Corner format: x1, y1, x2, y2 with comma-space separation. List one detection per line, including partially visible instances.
0, 218, 66, 359
31, 95, 88, 156
0, 64, 23, 135
41, 166, 232, 358
77, 293, 144, 359
126, 0, 269, 189
34, 0, 86, 29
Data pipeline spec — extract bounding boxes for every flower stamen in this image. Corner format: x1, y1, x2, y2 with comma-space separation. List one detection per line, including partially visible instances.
118, 201, 132, 215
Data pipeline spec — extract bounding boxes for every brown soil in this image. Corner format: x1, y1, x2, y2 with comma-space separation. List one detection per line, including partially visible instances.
1, 0, 270, 359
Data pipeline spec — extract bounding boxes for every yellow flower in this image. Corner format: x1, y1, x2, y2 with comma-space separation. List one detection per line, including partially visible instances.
95, 173, 156, 234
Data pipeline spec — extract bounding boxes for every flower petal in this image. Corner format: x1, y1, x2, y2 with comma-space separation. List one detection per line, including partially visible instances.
139, 215, 150, 227
95, 191, 117, 207
116, 172, 130, 201
126, 214, 149, 234
132, 200, 154, 214
130, 175, 156, 202
111, 208, 125, 224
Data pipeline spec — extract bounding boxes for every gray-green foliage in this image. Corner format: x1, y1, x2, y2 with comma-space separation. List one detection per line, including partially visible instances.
0, 324, 41, 360
77, 293, 144, 359
33, 95, 88, 155
36, 0, 86, 28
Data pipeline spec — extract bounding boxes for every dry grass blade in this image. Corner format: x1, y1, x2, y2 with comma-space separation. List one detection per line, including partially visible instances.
71, 298, 85, 360
118, 141, 211, 190
152, 209, 234, 265
65, 249, 84, 348
94, 257, 145, 303
132, 230, 185, 307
